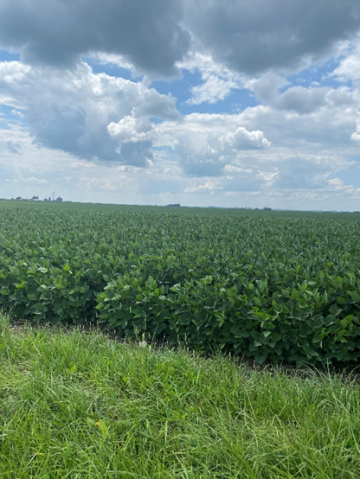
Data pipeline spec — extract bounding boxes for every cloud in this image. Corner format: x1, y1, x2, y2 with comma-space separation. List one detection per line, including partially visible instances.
332, 37, 360, 82
250, 71, 357, 115
1, 60, 271, 175
220, 126, 270, 149
6, 140, 21, 153
333, 54, 360, 82
117, 140, 153, 167
108, 109, 271, 177
351, 120, 360, 142
10, 109, 25, 119
18, 176, 48, 185
184, 0, 360, 75
1, 113, 359, 209
222, 166, 262, 192
248, 72, 290, 104
272, 156, 332, 189
85, 52, 136, 75
235, 96, 359, 152
107, 114, 152, 143
154, 113, 271, 176
184, 180, 222, 193
1, 1, 360, 211
0, 61, 179, 165
179, 53, 244, 104
187, 76, 239, 105
1, 0, 359, 81
327, 177, 360, 197
0, 0, 190, 77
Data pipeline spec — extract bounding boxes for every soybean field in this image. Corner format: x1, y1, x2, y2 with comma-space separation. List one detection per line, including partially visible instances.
1, 200, 360, 365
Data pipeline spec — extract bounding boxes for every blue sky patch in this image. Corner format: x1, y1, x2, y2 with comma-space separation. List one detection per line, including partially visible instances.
0, 49, 20, 62
84, 57, 134, 81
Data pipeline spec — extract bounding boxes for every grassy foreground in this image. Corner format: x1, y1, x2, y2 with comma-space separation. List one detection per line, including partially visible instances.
0, 317, 359, 478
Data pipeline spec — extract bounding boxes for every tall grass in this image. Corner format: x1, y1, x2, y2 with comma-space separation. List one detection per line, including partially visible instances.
0, 316, 359, 478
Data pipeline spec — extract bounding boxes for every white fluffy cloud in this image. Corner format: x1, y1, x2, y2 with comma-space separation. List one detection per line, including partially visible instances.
0, 60, 272, 179
332, 37, 360, 83
107, 106, 271, 177
155, 114, 270, 176
0, 61, 179, 165
178, 53, 245, 105
351, 120, 360, 143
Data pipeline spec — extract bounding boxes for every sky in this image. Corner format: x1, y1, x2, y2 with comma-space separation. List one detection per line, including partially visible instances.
1, 0, 360, 210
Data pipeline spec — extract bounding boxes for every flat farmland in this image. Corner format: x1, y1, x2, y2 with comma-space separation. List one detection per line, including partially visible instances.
1, 200, 360, 365
1, 201, 360, 478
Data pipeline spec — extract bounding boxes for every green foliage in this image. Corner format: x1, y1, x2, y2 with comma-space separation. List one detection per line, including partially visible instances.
1, 322, 360, 478
0, 203, 360, 365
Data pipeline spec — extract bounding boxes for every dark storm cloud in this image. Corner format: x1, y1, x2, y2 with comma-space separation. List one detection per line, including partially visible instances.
0, 0, 359, 78
0, 0, 190, 77
184, 0, 360, 75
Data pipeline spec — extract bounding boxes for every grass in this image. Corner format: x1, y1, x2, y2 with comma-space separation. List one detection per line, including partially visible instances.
0, 316, 359, 478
